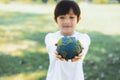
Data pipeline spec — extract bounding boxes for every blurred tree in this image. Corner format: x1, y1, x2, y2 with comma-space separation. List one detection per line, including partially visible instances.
109, 0, 120, 3
118, 0, 120, 3
32, 0, 37, 2
47, 0, 52, 3
93, 0, 108, 4
0, 0, 119, 4
42, 0, 48, 3
0, 0, 10, 3
85, 0, 93, 3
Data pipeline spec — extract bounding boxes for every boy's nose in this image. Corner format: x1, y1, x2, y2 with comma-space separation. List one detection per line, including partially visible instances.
64, 19, 71, 23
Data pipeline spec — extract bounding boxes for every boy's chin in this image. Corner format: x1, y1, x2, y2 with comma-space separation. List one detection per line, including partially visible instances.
63, 28, 73, 32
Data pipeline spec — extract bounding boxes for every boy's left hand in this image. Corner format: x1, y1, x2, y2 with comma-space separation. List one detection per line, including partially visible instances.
71, 53, 83, 62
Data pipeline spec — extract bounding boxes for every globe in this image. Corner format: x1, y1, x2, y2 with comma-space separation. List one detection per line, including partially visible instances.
56, 36, 83, 60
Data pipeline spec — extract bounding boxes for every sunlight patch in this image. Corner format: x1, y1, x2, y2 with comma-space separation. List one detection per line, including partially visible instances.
0, 40, 36, 55
38, 47, 47, 53
0, 71, 46, 80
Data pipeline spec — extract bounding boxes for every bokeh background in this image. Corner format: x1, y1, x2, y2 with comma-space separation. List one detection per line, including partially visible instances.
0, 0, 120, 80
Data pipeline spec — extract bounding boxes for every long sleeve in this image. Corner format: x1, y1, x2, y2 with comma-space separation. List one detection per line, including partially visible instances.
45, 33, 57, 64
77, 33, 91, 60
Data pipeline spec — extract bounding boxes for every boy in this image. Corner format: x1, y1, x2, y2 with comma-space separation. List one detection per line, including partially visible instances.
45, 0, 91, 80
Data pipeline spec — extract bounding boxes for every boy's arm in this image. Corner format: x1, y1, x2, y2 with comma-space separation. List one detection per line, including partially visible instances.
72, 34, 91, 62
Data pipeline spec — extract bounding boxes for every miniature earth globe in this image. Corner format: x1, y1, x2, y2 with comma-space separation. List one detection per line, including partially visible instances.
56, 36, 83, 60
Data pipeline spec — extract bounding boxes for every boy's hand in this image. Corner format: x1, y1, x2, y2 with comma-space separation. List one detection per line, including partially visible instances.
71, 53, 83, 62
55, 51, 83, 62
55, 51, 64, 61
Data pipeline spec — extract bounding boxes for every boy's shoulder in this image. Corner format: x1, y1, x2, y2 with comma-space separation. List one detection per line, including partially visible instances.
75, 31, 91, 45
75, 31, 90, 39
45, 31, 60, 39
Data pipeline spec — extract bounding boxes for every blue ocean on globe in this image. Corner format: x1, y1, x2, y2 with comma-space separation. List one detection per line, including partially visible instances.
56, 36, 82, 60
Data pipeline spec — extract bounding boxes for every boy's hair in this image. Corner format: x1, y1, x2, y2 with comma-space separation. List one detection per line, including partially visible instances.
54, 0, 81, 22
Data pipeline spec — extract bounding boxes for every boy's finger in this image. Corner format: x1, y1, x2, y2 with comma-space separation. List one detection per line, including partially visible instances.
56, 54, 61, 58
55, 51, 58, 54
78, 53, 83, 56
75, 56, 81, 59
56, 54, 64, 61
60, 58, 64, 61
71, 55, 83, 62
71, 58, 77, 62
56, 55, 64, 61
74, 54, 82, 59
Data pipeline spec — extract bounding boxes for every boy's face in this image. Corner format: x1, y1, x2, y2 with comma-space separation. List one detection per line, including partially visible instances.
56, 9, 80, 36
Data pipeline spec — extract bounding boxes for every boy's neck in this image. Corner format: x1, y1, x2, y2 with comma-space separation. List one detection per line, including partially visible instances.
60, 31, 74, 36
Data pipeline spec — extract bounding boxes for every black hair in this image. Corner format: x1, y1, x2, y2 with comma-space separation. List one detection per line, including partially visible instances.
54, 0, 81, 22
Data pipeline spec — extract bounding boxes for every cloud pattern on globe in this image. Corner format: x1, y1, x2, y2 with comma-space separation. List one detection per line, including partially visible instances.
56, 36, 83, 60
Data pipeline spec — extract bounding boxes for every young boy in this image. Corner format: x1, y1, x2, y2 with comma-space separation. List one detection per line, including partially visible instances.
45, 0, 91, 80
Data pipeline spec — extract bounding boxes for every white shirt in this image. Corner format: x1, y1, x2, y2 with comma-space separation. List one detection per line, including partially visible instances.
45, 31, 91, 80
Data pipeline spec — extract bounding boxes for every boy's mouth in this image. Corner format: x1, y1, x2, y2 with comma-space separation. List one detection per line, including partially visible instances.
63, 26, 71, 28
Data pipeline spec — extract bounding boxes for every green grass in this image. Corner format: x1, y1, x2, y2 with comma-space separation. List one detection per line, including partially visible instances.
84, 32, 120, 80
0, 12, 50, 80
0, 4, 120, 80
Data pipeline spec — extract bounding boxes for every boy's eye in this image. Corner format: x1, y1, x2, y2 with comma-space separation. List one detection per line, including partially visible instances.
59, 16, 65, 19
70, 16, 75, 19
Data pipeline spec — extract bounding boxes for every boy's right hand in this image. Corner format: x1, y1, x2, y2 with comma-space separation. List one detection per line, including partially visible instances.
55, 51, 64, 61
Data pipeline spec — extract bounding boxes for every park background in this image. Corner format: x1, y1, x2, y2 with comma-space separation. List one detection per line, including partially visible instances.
0, 0, 120, 80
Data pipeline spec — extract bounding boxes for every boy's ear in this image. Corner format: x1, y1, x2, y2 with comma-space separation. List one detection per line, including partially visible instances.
77, 16, 81, 23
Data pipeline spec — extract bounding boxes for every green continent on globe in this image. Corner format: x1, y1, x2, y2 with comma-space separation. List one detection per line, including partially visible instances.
56, 36, 83, 60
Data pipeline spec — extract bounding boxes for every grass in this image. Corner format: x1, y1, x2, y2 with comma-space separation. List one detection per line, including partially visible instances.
0, 12, 50, 80
84, 32, 120, 80
0, 4, 120, 80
